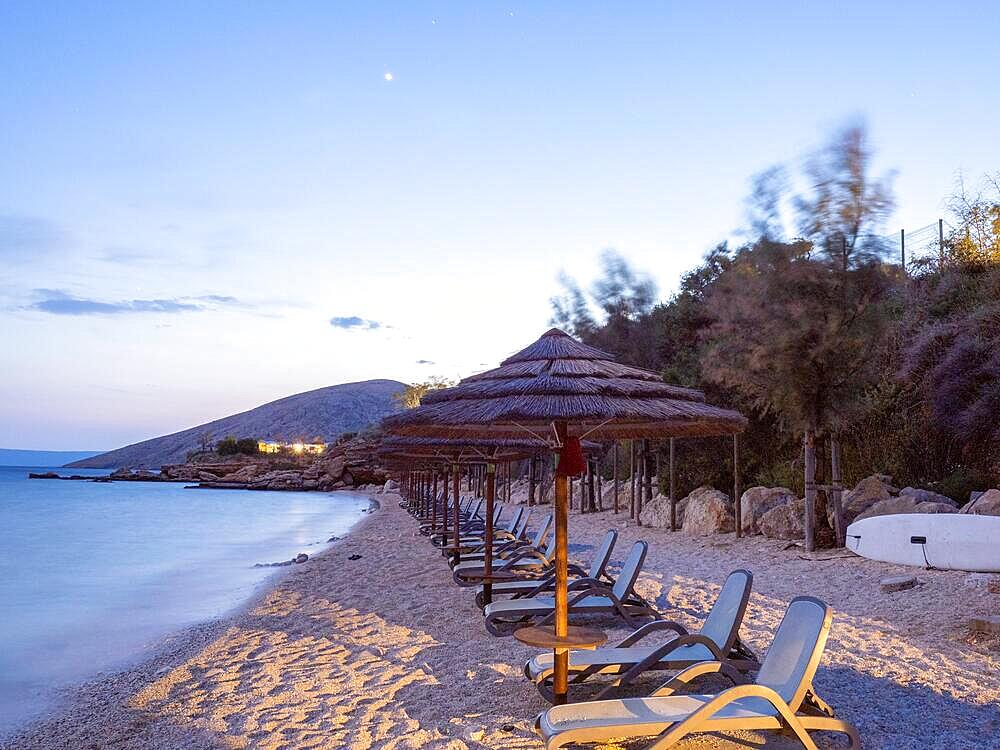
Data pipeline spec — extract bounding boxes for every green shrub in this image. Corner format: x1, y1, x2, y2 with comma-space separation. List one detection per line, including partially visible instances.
216, 437, 238, 455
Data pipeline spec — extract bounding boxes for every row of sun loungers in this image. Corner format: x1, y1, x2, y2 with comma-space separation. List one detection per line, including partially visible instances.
404, 492, 860, 749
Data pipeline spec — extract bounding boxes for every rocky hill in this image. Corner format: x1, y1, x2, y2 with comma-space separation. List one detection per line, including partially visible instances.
68, 379, 406, 469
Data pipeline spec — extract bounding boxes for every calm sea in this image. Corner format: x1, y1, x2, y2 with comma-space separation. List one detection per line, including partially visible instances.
0, 466, 370, 736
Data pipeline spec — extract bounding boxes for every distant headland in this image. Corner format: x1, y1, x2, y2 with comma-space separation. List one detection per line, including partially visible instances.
67, 379, 405, 469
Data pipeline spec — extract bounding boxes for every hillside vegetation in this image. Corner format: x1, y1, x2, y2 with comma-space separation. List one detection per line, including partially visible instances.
69, 379, 405, 469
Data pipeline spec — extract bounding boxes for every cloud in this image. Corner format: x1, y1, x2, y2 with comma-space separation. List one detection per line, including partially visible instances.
29, 289, 242, 316
416, 359, 435, 365
0, 214, 65, 261
330, 315, 382, 330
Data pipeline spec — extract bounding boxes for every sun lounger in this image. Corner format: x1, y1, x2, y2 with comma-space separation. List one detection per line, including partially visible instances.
474, 529, 619, 609
451, 507, 531, 562
525, 569, 758, 701
483, 541, 659, 635
430, 500, 499, 547
419, 497, 475, 535
535, 595, 859, 750
452, 513, 554, 586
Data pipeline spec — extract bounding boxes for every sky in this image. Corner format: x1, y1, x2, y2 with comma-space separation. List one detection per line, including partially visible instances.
2, 1, 998, 450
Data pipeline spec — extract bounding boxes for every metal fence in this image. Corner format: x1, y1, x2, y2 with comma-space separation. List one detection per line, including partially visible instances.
879, 220, 956, 273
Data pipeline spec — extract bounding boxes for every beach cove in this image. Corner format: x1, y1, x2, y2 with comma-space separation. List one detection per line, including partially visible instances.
0, 468, 372, 740
5, 488, 998, 750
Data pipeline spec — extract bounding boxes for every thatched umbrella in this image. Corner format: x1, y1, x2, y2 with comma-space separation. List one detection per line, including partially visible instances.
384, 328, 746, 704
378, 436, 557, 605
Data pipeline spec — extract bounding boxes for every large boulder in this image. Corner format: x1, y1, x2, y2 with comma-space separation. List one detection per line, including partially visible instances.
962, 489, 1000, 516
834, 474, 898, 527
740, 486, 796, 535
638, 492, 688, 529
219, 465, 260, 483
325, 455, 347, 480
682, 488, 734, 536
899, 487, 957, 507
759, 496, 806, 540
915, 501, 959, 514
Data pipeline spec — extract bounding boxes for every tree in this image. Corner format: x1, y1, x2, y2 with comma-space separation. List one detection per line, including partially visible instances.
946, 173, 1000, 269
550, 271, 597, 340
235, 437, 259, 455
794, 122, 895, 266
550, 250, 658, 363
703, 124, 898, 550
197, 430, 214, 453
393, 377, 455, 409
216, 436, 239, 455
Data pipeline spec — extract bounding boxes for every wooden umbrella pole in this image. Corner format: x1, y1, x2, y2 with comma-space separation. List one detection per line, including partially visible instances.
431, 470, 438, 532
612, 442, 619, 514
733, 434, 741, 539
669, 437, 677, 531
553, 467, 569, 704
452, 465, 462, 563
483, 463, 496, 606
441, 465, 449, 537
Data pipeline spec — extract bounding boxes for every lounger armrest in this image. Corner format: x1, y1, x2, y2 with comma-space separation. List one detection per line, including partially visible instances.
566, 577, 605, 591
495, 547, 546, 570
651, 661, 724, 696
614, 620, 688, 647
644, 684, 807, 749
507, 548, 549, 566
569, 585, 612, 604
515, 574, 559, 599
536, 586, 615, 626
651, 659, 745, 697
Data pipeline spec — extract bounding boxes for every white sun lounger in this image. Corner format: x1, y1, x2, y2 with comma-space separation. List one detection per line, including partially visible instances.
483, 541, 658, 636
535, 596, 859, 750
525, 569, 758, 701
474, 529, 619, 609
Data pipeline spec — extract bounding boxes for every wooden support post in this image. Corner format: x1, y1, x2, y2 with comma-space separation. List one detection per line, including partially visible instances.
830, 439, 845, 547
629, 441, 636, 519
612, 442, 619, 514
587, 459, 596, 513
669, 437, 676, 532
431, 470, 438, 532
552, 439, 570, 705
804, 431, 817, 552
483, 463, 496, 606
900, 228, 906, 271
528, 456, 536, 506
452, 465, 461, 563
595, 457, 603, 511
733, 434, 741, 539
639, 439, 651, 524
441, 466, 449, 537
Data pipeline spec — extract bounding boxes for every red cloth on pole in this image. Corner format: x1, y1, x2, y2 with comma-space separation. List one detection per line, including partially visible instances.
556, 436, 586, 477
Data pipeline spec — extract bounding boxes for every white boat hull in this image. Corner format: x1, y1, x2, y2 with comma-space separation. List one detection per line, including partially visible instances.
846, 513, 1000, 572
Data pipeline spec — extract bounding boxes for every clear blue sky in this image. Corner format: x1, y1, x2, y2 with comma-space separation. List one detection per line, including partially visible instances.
2, 1, 998, 450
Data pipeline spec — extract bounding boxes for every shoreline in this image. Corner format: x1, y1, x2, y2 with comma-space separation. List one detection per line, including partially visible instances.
0, 487, 377, 746
4, 492, 999, 749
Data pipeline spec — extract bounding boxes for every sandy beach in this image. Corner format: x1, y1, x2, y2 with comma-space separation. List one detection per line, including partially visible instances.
4, 490, 999, 750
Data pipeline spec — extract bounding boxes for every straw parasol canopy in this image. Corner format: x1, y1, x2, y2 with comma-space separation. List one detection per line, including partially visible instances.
384, 328, 746, 441
378, 436, 549, 464
377, 435, 603, 465
383, 328, 747, 706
